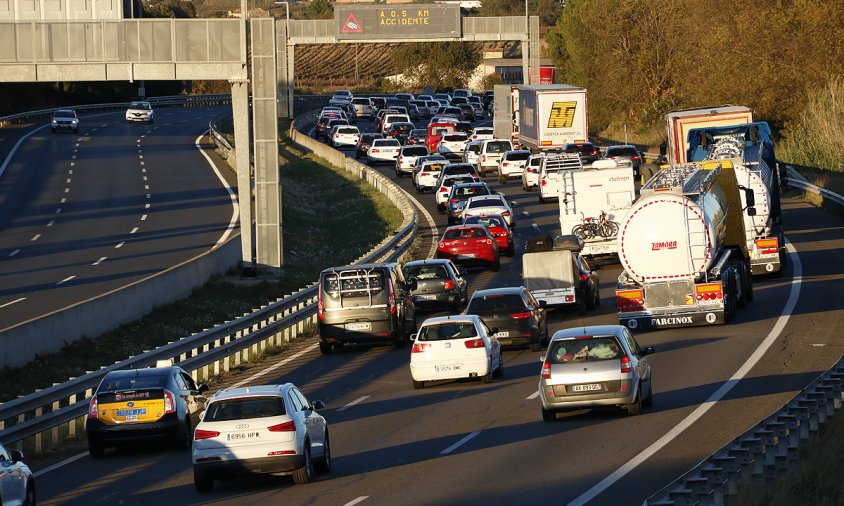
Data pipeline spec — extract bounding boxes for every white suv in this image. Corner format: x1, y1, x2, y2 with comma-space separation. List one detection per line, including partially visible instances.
192, 384, 330, 492
125, 101, 154, 123
478, 139, 513, 176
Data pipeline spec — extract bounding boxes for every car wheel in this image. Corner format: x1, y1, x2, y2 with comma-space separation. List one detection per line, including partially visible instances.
176, 417, 192, 450
529, 340, 541, 352
522, 182, 529, 192
586, 289, 596, 310
314, 431, 331, 473
541, 407, 556, 422
413, 379, 424, 389
23, 479, 35, 506
493, 353, 504, 379
319, 342, 333, 355
88, 436, 105, 458
643, 382, 654, 408
498, 174, 505, 184
627, 390, 643, 416
292, 444, 313, 484
491, 258, 500, 272
194, 470, 214, 493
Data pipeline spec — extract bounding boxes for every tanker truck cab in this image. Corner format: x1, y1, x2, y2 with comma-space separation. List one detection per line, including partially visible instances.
615, 160, 753, 331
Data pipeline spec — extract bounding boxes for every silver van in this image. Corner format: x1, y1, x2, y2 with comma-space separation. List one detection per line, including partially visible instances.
318, 263, 417, 354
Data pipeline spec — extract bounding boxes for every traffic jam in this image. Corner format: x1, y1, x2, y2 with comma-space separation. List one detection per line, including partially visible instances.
63, 87, 789, 499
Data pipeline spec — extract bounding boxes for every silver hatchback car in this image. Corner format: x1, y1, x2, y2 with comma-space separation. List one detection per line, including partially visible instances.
538, 325, 654, 421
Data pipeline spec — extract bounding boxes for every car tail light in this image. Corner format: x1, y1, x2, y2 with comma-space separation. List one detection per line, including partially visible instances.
372, 149, 380, 153
580, 274, 589, 282
464, 338, 485, 349
440, 187, 448, 192
482, 155, 487, 162
620, 355, 632, 373
512, 311, 531, 319
632, 155, 641, 161
88, 397, 99, 419
438, 242, 446, 249
412, 342, 431, 353
317, 288, 325, 320
388, 281, 397, 314
484, 239, 493, 245
502, 162, 510, 167
542, 361, 551, 379
502, 211, 510, 217
268, 450, 297, 456
565, 295, 574, 302
268, 421, 296, 432
541, 179, 547, 186
164, 389, 176, 414
450, 198, 458, 204
194, 429, 220, 440
443, 279, 455, 290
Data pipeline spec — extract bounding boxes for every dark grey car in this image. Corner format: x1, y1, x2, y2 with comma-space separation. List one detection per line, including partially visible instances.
603, 144, 642, 177
403, 259, 468, 312
317, 263, 417, 354
465, 286, 548, 351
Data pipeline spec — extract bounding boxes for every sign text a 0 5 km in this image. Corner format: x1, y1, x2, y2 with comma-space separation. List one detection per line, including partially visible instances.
336, 4, 461, 40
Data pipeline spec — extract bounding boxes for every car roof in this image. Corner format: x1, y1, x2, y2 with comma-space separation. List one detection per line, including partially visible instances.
445, 224, 486, 231
467, 194, 504, 202
605, 144, 636, 150
211, 383, 291, 401
470, 286, 525, 297
550, 325, 625, 341
320, 262, 397, 274
105, 366, 174, 380
420, 314, 481, 326
404, 258, 452, 268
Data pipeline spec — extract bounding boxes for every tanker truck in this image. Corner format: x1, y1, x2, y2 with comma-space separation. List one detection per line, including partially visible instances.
699, 136, 786, 276
615, 160, 755, 330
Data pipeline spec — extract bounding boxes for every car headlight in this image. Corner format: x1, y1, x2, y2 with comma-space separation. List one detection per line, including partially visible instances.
72, 119, 78, 124
52, 120, 57, 125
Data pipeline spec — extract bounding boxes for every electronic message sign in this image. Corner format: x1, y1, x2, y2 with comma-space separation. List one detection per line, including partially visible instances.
335, 4, 461, 40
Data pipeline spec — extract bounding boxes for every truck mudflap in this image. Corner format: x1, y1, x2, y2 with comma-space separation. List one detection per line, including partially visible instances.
750, 236, 783, 275
750, 258, 781, 276
618, 309, 725, 331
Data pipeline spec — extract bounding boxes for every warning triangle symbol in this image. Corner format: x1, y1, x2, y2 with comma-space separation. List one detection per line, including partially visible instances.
341, 13, 363, 33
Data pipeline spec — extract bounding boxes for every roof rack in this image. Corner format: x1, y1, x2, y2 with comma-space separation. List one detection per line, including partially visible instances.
641, 161, 722, 197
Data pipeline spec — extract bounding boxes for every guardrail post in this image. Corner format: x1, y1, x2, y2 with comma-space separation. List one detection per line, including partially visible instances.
33, 407, 42, 453
51, 398, 60, 447
68, 394, 77, 439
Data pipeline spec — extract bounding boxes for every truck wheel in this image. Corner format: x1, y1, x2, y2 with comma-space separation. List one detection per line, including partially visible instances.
743, 262, 754, 302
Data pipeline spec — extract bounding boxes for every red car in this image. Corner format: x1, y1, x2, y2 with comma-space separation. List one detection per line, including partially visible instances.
436, 225, 500, 272
463, 214, 514, 257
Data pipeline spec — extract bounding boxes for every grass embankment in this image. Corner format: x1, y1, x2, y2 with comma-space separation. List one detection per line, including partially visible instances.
0, 133, 402, 402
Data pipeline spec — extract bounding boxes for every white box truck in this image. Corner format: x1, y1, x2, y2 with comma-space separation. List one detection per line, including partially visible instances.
664, 105, 754, 165
518, 84, 588, 152
493, 84, 520, 144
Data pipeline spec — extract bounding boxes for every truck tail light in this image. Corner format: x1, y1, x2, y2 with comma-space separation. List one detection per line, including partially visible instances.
616, 289, 645, 312
755, 237, 779, 255
620, 356, 632, 373
695, 282, 723, 301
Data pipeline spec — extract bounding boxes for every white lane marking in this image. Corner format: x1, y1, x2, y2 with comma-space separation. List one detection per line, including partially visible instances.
343, 497, 370, 506
130, 227, 139, 234
522, 210, 530, 216
138, 155, 143, 159
441, 431, 481, 455
145, 203, 150, 208
138, 150, 142, 153
71, 155, 76, 159
144, 185, 149, 190
566, 241, 803, 506
143, 176, 148, 181
64, 188, 70, 193
337, 395, 370, 412
141, 214, 148, 221
33, 451, 88, 477
75, 143, 79, 147
66, 178, 71, 183
57, 276, 75, 285
140, 162, 145, 167
115, 241, 125, 249
92, 257, 106, 265
532, 223, 541, 231
526, 391, 539, 400
8, 249, 20, 257
60, 198, 66, 204
69, 162, 74, 167
195, 131, 239, 249
0, 124, 54, 177
136, 139, 141, 142
68, 169, 73, 175
30, 234, 40, 241
55, 208, 62, 213
229, 343, 319, 389
146, 194, 151, 199
47, 220, 54, 227
0, 298, 26, 308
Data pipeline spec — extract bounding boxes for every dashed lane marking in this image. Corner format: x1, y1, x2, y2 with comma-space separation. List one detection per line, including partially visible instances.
0, 298, 26, 308
92, 257, 106, 265
337, 395, 370, 412
115, 242, 125, 249
526, 391, 540, 400
56, 276, 75, 285
441, 431, 481, 455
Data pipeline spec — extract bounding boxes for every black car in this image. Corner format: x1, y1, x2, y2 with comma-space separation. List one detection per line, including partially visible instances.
387, 121, 415, 144
465, 286, 549, 351
86, 364, 209, 457
457, 103, 476, 121
455, 121, 474, 136
562, 142, 601, 166
447, 182, 492, 225
574, 249, 601, 311
403, 259, 468, 312
356, 133, 384, 159
482, 90, 494, 112
407, 128, 428, 146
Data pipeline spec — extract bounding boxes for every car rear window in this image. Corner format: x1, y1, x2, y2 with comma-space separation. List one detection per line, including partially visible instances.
443, 176, 474, 187
466, 215, 504, 228
565, 144, 596, 154
549, 337, 622, 364
204, 397, 286, 421
607, 147, 638, 157
444, 134, 468, 142
403, 146, 428, 156
322, 269, 385, 294
454, 185, 488, 197
468, 197, 502, 207
404, 264, 448, 280
417, 322, 478, 341
466, 294, 525, 315
99, 373, 166, 392
485, 141, 511, 153
444, 227, 485, 239
338, 127, 358, 134
374, 139, 400, 147
505, 152, 531, 161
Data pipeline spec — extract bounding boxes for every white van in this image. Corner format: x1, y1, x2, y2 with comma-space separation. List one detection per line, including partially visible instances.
381, 113, 411, 134
478, 139, 514, 176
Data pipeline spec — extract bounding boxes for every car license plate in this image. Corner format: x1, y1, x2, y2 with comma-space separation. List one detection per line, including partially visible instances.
227, 432, 261, 441
116, 408, 147, 417
345, 322, 371, 331
415, 295, 437, 301
456, 254, 476, 259
495, 331, 510, 338
571, 383, 603, 392
435, 364, 462, 373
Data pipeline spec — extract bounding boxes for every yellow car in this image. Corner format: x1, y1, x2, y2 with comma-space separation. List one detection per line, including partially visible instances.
85, 363, 208, 457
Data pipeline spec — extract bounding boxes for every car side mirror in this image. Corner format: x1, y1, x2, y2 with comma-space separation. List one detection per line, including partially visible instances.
509, 201, 517, 207
312, 400, 325, 410
10, 450, 23, 464
539, 355, 546, 363
198, 383, 209, 394
747, 207, 757, 216
410, 333, 418, 341
641, 346, 656, 356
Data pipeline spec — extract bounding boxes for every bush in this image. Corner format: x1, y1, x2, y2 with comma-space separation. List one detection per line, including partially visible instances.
779, 78, 844, 172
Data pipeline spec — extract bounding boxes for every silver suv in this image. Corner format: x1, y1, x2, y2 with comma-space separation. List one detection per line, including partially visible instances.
51, 109, 79, 133
539, 325, 654, 420
318, 263, 417, 354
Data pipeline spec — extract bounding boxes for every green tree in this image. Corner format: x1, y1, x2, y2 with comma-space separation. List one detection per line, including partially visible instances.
306, 0, 333, 20
391, 42, 481, 91
143, 0, 196, 18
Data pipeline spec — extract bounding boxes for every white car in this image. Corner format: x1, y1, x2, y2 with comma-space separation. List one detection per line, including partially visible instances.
478, 139, 514, 176
463, 140, 483, 168
350, 97, 374, 119
395, 145, 429, 177
521, 153, 545, 191
192, 384, 330, 492
381, 113, 411, 134
367, 138, 401, 164
435, 174, 477, 210
330, 125, 361, 148
470, 127, 494, 142
51, 109, 79, 133
410, 315, 503, 388
125, 101, 154, 123
437, 132, 469, 159
429, 115, 459, 126
462, 194, 515, 227
0, 443, 35, 505
497, 149, 532, 183
414, 158, 447, 192
538, 152, 583, 204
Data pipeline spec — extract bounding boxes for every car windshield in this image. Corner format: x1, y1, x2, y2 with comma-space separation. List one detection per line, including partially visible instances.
204, 397, 286, 421
444, 227, 486, 239
54, 110, 75, 118
466, 294, 524, 315
404, 264, 448, 280
129, 102, 151, 110
485, 141, 511, 153
549, 337, 622, 364
417, 322, 478, 341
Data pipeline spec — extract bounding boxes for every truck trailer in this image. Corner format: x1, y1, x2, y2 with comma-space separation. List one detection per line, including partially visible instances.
615, 160, 754, 330
664, 105, 753, 165
518, 84, 588, 152
493, 84, 520, 144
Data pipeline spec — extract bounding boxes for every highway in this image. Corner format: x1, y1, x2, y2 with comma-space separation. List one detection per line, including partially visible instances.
0, 106, 238, 329
20, 111, 844, 505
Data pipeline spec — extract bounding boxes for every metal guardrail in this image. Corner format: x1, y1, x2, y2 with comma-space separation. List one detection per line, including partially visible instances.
785, 165, 844, 207
0, 112, 418, 450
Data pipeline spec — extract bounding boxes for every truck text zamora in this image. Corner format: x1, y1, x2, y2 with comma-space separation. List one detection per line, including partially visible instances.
615, 160, 755, 331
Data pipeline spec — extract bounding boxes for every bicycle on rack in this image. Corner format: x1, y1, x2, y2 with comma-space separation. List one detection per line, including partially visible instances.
571, 211, 619, 240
